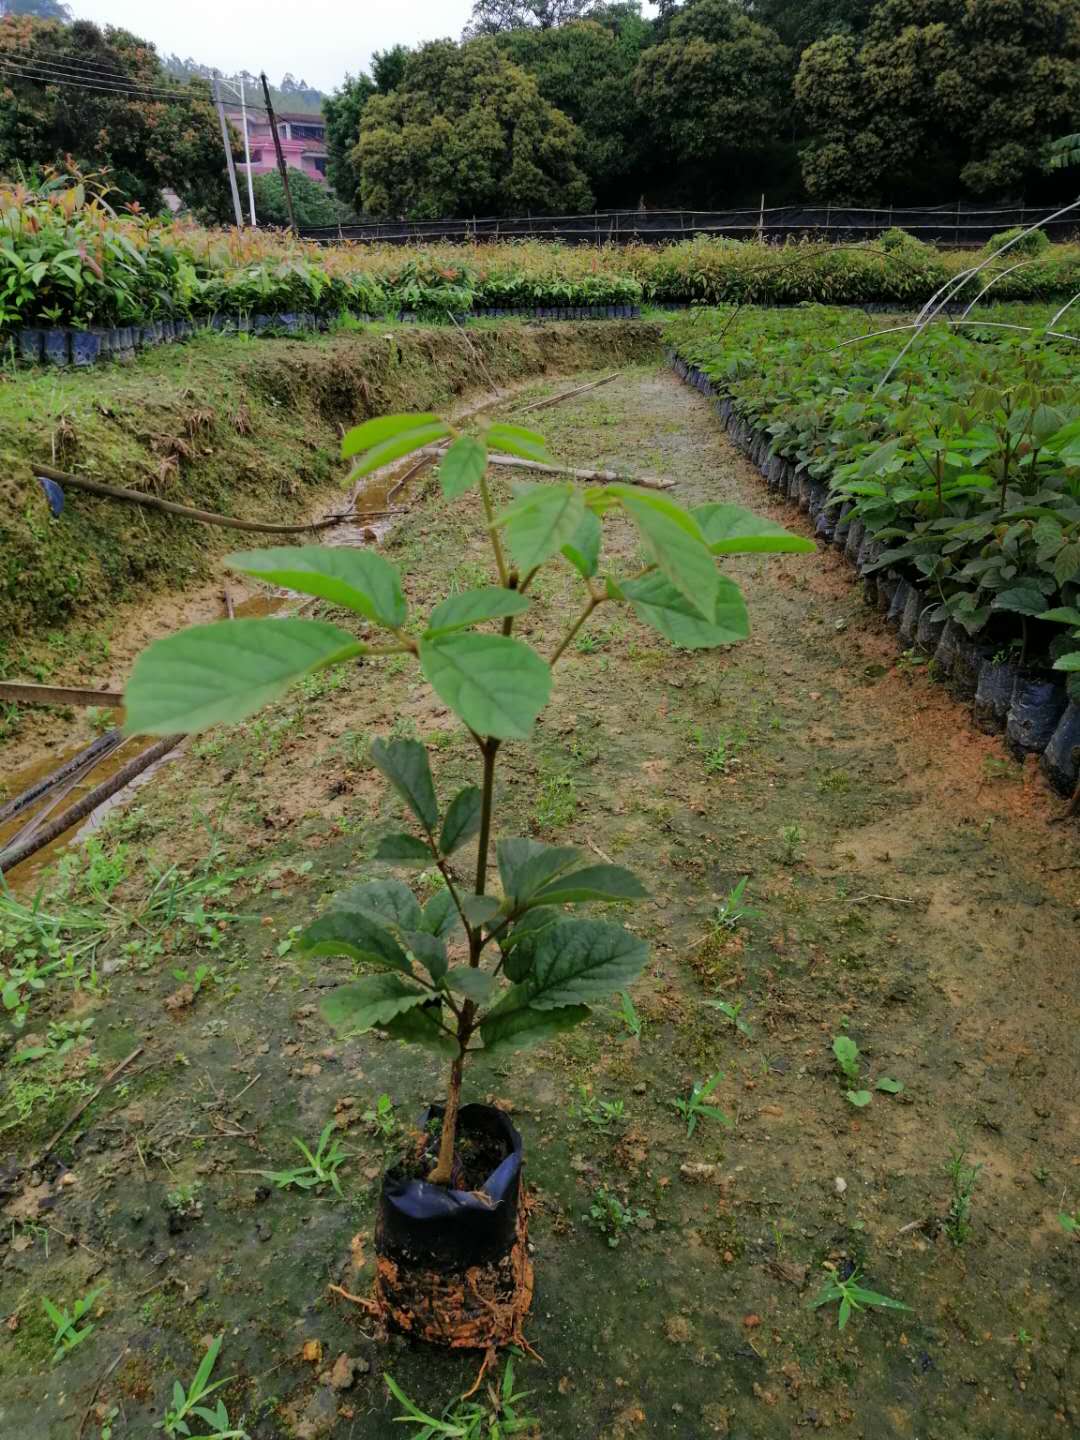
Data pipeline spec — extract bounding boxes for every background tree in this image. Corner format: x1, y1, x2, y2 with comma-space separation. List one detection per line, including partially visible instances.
356, 38, 592, 218
0, 16, 230, 212
466, 0, 599, 36
498, 17, 650, 204
738, 0, 871, 54
251, 166, 354, 227
323, 48, 411, 209
796, 0, 1080, 201
633, 0, 795, 203
0, 1, 71, 18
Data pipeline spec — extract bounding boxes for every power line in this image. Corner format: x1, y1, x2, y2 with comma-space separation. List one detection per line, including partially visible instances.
0, 51, 271, 109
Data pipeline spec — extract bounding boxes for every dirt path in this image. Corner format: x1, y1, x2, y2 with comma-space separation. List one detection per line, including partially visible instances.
2, 363, 1078, 1439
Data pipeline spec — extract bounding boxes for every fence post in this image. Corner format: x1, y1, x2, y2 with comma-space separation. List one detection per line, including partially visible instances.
758, 193, 765, 242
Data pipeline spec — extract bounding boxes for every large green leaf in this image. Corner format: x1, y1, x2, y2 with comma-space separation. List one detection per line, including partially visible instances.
992, 586, 1052, 616
615, 489, 720, 622
497, 484, 586, 574
124, 619, 363, 736
426, 588, 529, 638
321, 974, 429, 1034
691, 503, 816, 555
382, 1001, 460, 1056
227, 547, 406, 628
439, 434, 487, 499
485, 421, 552, 465
444, 967, 497, 1005
523, 919, 648, 1009
461, 893, 503, 927
560, 509, 602, 578
420, 889, 461, 941
1053, 651, 1080, 671
439, 786, 483, 855
480, 997, 590, 1056
498, 907, 561, 982
343, 417, 451, 476
496, 840, 580, 906
370, 738, 438, 832
419, 633, 551, 740
622, 572, 748, 648
337, 879, 423, 930
301, 898, 413, 973
373, 833, 431, 865
529, 863, 648, 908
341, 413, 443, 458
402, 930, 448, 982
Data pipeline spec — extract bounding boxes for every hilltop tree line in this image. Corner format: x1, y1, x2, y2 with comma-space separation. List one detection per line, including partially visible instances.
325, 0, 1080, 216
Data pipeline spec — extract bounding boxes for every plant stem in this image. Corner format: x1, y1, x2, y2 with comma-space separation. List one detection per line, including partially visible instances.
427, 1052, 464, 1186
473, 739, 499, 903
550, 593, 601, 666
479, 471, 509, 587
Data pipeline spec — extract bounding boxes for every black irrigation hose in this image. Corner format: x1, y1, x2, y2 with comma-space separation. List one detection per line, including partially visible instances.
667, 348, 1080, 802
0, 728, 123, 826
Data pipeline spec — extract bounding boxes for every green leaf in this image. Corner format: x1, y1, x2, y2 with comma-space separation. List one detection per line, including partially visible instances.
1039, 607, 1080, 626
838, 1295, 852, 1330
498, 907, 560, 982
485, 421, 552, 465
692, 503, 817, 554
848, 1286, 911, 1312
336, 879, 422, 930
419, 633, 552, 740
1054, 542, 1080, 587
373, 833, 431, 865
1053, 651, 1080, 671
875, 1077, 903, 1094
426, 588, 529, 638
439, 434, 487, 499
529, 863, 648, 908
402, 930, 448, 982
480, 997, 590, 1055
322, 975, 429, 1034
992, 586, 1052, 616
420, 889, 461, 941
845, 1090, 872, 1107
439, 787, 483, 855
343, 417, 451, 476
461, 893, 502, 927
444, 967, 497, 1005
343, 414, 444, 458
496, 839, 580, 906
521, 918, 648, 1009
622, 572, 748, 649
381, 1000, 459, 1055
226, 547, 406, 628
560, 509, 601, 578
301, 905, 412, 974
615, 490, 720, 621
124, 619, 364, 736
497, 484, 586, 574
370, 738, 438, 831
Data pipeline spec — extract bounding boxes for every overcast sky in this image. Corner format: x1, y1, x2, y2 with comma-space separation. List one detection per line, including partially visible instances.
69, 0, 479, 93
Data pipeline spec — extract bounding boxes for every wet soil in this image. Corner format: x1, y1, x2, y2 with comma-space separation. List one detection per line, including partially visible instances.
1, 363, 1078, 1440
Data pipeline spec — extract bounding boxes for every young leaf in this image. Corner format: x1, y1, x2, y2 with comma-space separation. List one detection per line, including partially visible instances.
373, 833, 431, 865
301, 906, 412, 974
460, 893, 502, 927
124, 619, 364, 735
341, 413, 444, 458
227, 547, 406, 629
845, 1090, 872, 1107
370, 737, 438, 832
528, 863, 648, 907
480, 996, 590, 1055
439, 434, 487, 498
419, 633, 552, 740
622, 572, 748, 648
401, 930, 448, 982
439, 786, 483, 855
496, 483, 586, 574
321, 974, 430, 1034
344, 419, 451, 477
499, 907, 561, 982
832, 1035, 859, 1079
497, 840, 580, 906
691, 503, 817, 554
875, 1077, 903, 1094
848, 1285, 911, 1312
561, 508, 602, 578
444, 967, 497, 1005
420, 889, 461, 941
426, 588, 530, 638
522, 918, 648, 1008
615, 490, 720, 622
485, 421, 552, 465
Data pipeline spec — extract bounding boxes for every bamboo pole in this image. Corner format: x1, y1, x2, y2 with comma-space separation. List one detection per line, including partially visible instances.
0, 680, 124, 708
487, 454, 674, 490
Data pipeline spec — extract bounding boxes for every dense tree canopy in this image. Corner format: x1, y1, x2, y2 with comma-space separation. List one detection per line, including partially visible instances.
355, 39, 592, 218
466, 0, 599, 36
795, 0, 1080, 200
250, 167, 353, 228
0, 16, 229, 212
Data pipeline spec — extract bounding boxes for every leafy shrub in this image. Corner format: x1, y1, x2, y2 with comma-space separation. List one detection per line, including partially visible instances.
984, 226, 1051, 257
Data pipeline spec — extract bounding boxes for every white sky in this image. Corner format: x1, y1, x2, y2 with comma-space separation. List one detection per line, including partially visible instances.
68, 0, 478, 93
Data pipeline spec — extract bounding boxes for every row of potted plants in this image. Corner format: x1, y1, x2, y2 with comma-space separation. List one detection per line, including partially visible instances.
666, 306, 1080, 797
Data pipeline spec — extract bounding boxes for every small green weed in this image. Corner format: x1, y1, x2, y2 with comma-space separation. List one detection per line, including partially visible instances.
569, 1084, 626, 1134
384, 1353, 537, 1437
171, 964, 216, 997
808, 1267, 910, 1330
42, 1287, 103, 1362
613, 989, 642, 1038
256, 1122, 348, 1197
831, 1035, 902, 1108
157, 1334, 247, 1438
709, 876, 759, 934
706, 997, 753, 1037
587, 1187, 650, 1248
779, 824, 805, 864
944, 1140, 982, 1246
671, 1071, 732, 1137
533, 764, 577, 832
364, 1093, 398, 1139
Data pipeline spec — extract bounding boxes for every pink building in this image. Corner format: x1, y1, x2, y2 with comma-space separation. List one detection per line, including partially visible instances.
224, 106, 328, 184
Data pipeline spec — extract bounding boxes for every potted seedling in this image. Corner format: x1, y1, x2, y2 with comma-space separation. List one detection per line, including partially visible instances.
124, 407, 813, 1347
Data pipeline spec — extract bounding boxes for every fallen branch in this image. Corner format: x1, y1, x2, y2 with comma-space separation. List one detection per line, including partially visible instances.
488, 453, 675, 490
37, 463, 357, 535
845, 893, 915, 906
519, 373, 620, 414
0, 735, 183, 874
30, 1045, 144, 1170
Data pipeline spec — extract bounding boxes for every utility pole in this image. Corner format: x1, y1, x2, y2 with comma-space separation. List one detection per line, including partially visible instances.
239, 74, 257, 226
213, 75, 244, 229
260, 72, 298, 234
